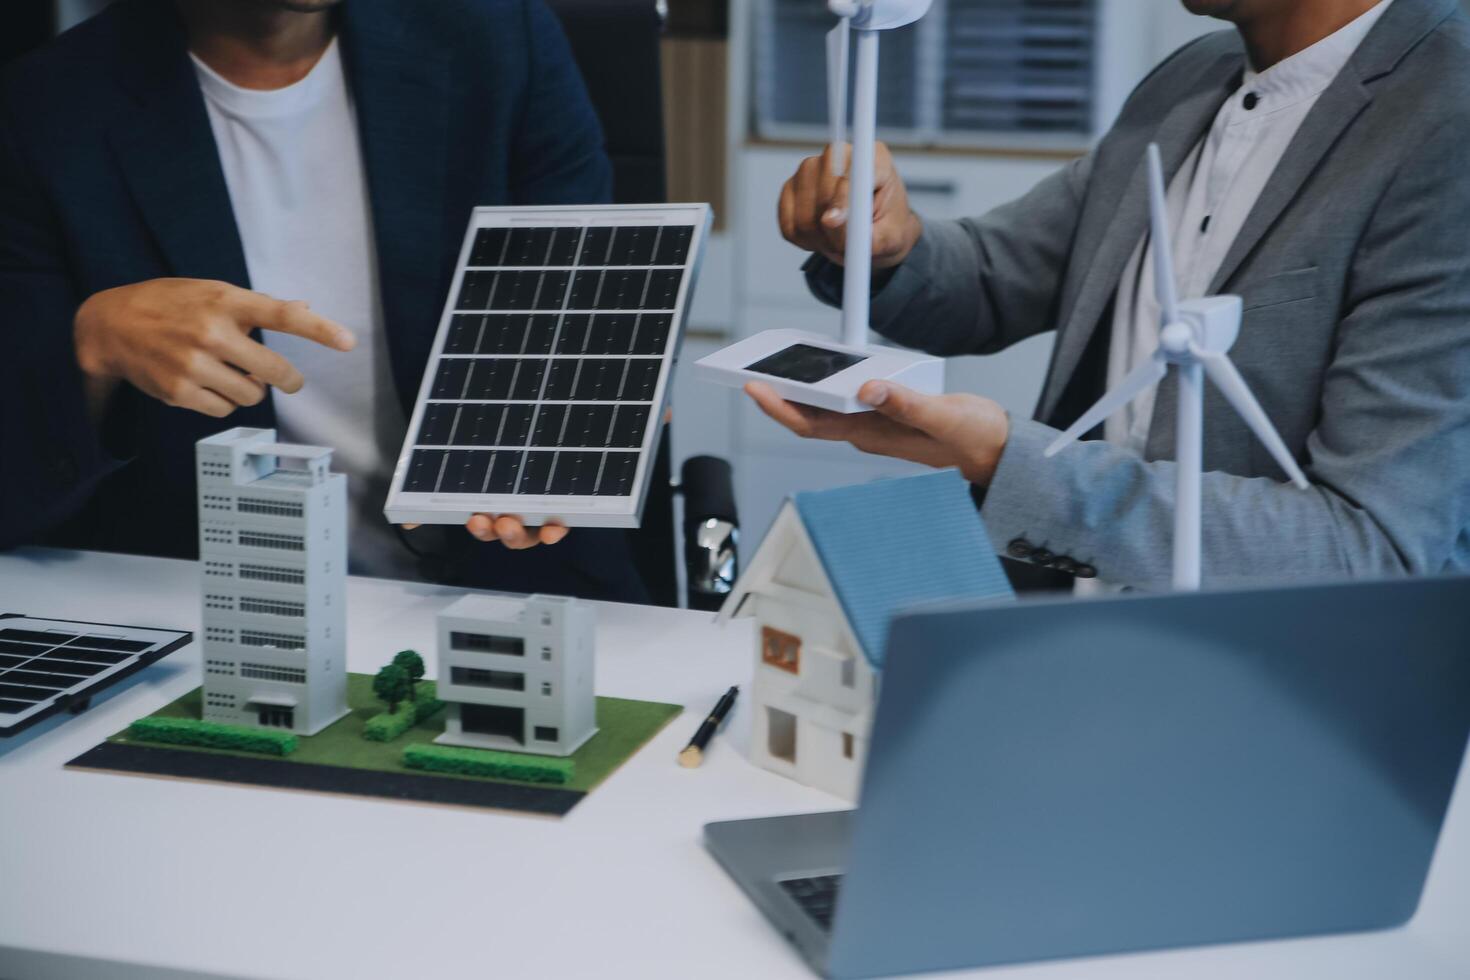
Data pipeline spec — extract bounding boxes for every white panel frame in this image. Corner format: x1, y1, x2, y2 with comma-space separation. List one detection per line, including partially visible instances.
384, 204, 713, 528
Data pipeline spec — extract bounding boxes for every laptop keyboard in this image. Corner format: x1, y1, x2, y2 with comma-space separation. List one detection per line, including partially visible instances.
778, 874, 844, 931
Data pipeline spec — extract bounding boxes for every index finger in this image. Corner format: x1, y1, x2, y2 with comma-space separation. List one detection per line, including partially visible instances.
231, 293, 356, 351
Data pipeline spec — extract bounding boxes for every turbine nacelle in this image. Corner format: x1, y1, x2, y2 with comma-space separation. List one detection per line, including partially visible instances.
1159, 296, 1242, 362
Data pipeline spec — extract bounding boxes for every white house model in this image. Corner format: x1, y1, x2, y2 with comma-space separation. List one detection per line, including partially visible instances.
719, 470, 1013, 801
196, 427, 349, 735
434, 594, 597, 757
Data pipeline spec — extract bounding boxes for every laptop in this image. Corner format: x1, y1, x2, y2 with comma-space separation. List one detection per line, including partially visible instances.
704, 576, 1470, 978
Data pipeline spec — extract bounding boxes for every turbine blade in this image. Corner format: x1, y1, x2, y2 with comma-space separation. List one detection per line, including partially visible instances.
1044, 355, 1167, 457
827, 21, 849, 163
1146, 143, 1180, 327
1193, 346, 1310, 489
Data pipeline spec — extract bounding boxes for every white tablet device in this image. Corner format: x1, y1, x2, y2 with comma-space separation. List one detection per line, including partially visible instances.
384, 203, 711, 529
694, 328, 943, 414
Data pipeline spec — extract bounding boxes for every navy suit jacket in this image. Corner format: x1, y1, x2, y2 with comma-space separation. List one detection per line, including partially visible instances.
0, 0, 652, 602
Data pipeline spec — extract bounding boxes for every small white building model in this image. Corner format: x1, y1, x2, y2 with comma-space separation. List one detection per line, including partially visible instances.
435, 594, 596, 757
196, 427, 349, 735
719, 470, 1013, 801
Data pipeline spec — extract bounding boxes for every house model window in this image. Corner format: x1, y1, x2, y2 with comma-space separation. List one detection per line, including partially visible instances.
761, 626, 801, 674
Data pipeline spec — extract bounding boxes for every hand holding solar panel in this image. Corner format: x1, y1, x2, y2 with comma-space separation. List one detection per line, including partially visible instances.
73, 278, 357, 419
385, 205, 711, 529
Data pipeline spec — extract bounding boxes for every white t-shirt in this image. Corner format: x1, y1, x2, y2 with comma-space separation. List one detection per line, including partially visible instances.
193, 39, 417, 580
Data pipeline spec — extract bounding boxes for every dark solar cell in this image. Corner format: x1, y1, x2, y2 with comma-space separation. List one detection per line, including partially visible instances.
0, 684, 49, 702
548, 227, 582, 265
431, 359, 472, 399
73, 635, 156, 654
0, 654, 32, 670
404, 450, 448, 492
417, 403, 458, 445
531, 404, 569, 447
590, 314, 637, 355
631, 314, 672, 355
572, 359, 630, 401
478, 314, 529, 354
3, 670, 73, 690
654, 225, 693, 265
33, 658, 106, 679
471, 227, 509, 266
457, 271, 495, 309
609, 226, 658, 266
504, 227, 554, 266
509, 359, 548, 401
622, 359, 662, 400
645, 269, 684, 309
46, 648, 128, 666
0, 639, 46, 655
445, 315, 484, 354
549, 452, 603, 494
598, 269, 651, 310
523, 315, 559, 355
543, 360, 579, 401
596, 452, 640, 496
578, 226, 613, 265
609, 405, 651, 448
565, 404, 615, 447
485, 451, 523, 493
0, 699, 34, 714
519, 452, 557, 494
556, 314, 592, 354
0, 629, 76, 645
534, 271, 571, 310
440, 450, 493, 494
464, 359, 519, 400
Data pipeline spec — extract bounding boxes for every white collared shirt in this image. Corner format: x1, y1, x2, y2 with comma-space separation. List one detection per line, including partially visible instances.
1104, 0, 1392, 453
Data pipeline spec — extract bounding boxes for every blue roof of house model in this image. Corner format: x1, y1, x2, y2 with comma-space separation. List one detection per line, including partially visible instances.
793, 469, 1014, 669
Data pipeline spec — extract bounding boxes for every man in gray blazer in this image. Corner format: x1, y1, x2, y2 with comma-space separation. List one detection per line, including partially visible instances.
753, 0, 1470, 591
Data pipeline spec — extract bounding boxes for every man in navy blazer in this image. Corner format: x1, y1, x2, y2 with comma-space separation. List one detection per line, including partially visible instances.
0, 0, 652, 602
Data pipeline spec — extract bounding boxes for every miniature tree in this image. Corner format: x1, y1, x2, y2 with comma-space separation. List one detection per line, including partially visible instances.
392, 650, 425, 701
372, 663, 410, 715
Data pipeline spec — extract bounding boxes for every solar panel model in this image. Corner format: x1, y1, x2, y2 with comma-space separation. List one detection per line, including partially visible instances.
385, 204, 712, 528
0, 615, 191, 736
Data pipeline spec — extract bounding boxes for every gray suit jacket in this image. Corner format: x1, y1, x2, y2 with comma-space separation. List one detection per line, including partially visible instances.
807, 0, 1470, 590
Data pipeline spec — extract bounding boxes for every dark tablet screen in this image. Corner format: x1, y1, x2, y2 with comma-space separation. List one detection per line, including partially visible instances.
745, 344, 868, 384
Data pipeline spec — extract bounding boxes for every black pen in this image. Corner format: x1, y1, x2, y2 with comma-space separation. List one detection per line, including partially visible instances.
679, 685, 739, 768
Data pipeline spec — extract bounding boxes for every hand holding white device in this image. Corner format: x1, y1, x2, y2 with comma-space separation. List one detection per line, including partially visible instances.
695, 0, 942, 414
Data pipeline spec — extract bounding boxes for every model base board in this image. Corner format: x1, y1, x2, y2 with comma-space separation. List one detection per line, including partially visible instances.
68, 675, 681, 817
694, 328, 944, 414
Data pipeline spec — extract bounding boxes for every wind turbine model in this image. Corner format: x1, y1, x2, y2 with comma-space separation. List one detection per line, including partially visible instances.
1044, 143, 1310, 591
695, 0, 943, 414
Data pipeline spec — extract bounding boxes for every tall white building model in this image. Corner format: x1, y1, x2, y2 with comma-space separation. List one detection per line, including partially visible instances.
196, 427, 349, 735
435, 594, 596, 757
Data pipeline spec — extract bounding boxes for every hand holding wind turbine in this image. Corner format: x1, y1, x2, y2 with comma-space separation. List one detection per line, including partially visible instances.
695, 0, 942, 413
1044, 143, 1309, 591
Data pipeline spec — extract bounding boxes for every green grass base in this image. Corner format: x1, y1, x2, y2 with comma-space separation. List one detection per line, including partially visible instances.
107, 673, 681, 794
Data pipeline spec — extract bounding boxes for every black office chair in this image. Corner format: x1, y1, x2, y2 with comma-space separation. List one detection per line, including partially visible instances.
548, 0, 739, 612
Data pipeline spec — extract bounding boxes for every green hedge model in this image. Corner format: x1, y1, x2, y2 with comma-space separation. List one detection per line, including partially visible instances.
402, 744, 574, 784
129, 716, 298, 756
362, 681, 445, 742
362, 701, 416, 742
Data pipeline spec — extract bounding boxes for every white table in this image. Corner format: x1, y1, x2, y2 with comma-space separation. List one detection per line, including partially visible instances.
1, 548, 1466, 980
